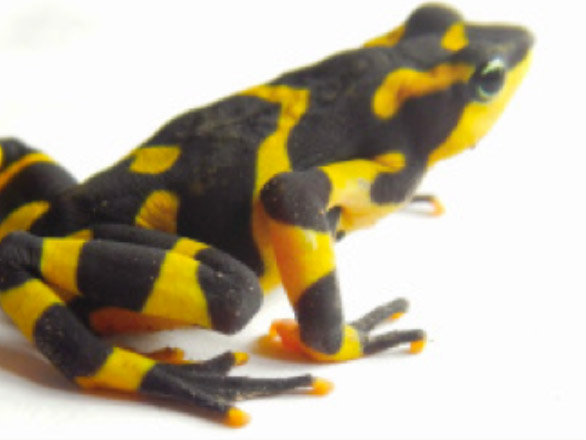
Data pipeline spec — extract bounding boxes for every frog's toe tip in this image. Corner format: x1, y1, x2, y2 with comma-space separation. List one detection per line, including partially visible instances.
233, 352, 249, 366
310, 377, 334, 396
389, 311, 405, 322
224, 407, 251, 428
409, 338, 426, 354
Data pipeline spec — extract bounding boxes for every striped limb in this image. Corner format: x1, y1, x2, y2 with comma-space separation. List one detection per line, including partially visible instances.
0, 230, 329, 426
260, 160, 426, 362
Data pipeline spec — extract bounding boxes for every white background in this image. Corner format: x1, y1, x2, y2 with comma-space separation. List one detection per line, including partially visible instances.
0, 1, 584, 439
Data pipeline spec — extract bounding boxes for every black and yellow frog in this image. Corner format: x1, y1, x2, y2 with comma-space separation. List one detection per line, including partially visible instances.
0, 4, 532, 427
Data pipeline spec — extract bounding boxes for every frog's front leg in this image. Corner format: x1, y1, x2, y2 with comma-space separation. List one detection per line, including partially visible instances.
260, 159, 426, 361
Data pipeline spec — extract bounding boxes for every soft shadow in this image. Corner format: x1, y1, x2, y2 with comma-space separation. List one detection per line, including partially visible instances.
0, 344, 71, 389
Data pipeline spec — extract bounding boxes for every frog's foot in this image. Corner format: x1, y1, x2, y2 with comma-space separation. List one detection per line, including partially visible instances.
408, 194, 445, 217
77, 347, 330, 428
269, 298, 426, 361
141, 364, 326, 427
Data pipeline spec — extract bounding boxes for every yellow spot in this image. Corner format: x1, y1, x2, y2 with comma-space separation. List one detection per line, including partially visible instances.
67, 229, 93, 240
364, 24, 405, 48
311, 378, 334, 396
390, 312, 405, 321
374, 151, 406, 173
441, 23, 468, 51
40, 238, 86, 295
373, 63, 475, 120
0, 279, 61, 340
135, 190, 179, 233
129, 146, 181, 174
321, 160, 399, 232
0, 153, 54, 194
242, 84, 310, 293
0, 201, 50, 241
409, 339, 426, 354
428, 53, 533, 166
0, 144, 4, 169
171, 237, 208, 259
233, 352, 249, 366
76, 347, 156, 392
142, 252, 211, 328
225, 408, 250, 428
267, 221, 335, 305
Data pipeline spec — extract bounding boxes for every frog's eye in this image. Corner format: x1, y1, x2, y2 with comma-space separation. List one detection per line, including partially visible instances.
471, 58, 506, 102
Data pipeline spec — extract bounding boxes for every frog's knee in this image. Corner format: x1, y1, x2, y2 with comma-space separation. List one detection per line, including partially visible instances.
0, 231, 42, 288
197, 248, 262, 334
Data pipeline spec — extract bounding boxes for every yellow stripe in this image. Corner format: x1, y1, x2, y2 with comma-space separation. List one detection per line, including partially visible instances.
441, 23, 468, 51
242, 85, 309, 193
268, 221, 335, 305
76, 347, 155, 391
363, 24, 405, 48
242, 84, 310, 292
304, 325, 364, 361
428, 53, 533, 166
171, 238, 208, 259
374, 151, 406, 173
129, 146, 181, 174
67, 229, 94, 240
372, 63, 474, 120
0, 279, 61, 340
135, 190, 179, 233
142, 253, 211, 327
0, 153, 54, 193
40, 238, 86, 295
321, 160, 399, 232
0, 144, 4, 169
0, 201, 50, 241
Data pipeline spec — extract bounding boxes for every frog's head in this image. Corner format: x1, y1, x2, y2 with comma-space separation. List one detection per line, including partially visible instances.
367, 4, 533, 167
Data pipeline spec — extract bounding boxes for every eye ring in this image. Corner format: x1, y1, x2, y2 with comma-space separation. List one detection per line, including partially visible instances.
471, 58, 506, 102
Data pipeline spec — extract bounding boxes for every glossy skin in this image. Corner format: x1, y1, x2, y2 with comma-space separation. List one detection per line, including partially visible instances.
0, 4, 532, 426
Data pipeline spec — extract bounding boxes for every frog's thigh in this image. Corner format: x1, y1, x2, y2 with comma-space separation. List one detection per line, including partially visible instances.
39, 231, 263, 335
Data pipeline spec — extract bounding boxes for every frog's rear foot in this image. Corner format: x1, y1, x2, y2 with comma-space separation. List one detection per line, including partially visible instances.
138, 358, 328, 427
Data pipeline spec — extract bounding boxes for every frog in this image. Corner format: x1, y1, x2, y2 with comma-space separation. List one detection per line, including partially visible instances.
0, 4, 532, 427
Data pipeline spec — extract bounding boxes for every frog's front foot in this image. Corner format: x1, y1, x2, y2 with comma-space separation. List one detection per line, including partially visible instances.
269, 298, 426, 362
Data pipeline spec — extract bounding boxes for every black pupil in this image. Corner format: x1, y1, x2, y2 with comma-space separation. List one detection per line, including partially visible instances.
480, 69, 504, 95
476, 63, 505, 98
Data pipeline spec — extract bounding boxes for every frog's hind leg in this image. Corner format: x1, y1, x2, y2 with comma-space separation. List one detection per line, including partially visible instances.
0, 230, 326, 426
